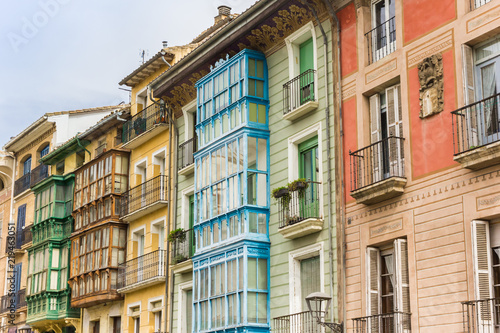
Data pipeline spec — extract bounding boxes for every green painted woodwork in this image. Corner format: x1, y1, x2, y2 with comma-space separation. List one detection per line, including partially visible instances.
299, 38, 314, 74
298, 136, 318, 181
189, 194, 195, 256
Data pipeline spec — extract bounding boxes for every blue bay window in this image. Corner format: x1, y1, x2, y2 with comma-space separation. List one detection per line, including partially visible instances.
192, 49, 270, 333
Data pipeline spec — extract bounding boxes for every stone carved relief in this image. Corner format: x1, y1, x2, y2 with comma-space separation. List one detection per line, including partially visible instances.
418, 54, 444, 118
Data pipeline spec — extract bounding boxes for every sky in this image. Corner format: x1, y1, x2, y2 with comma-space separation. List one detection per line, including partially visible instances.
0, 0, 256, 147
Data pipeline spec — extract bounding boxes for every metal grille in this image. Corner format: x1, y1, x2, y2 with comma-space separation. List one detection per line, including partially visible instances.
462, 298, 500, 333
277, 180, 321, 229
352, 312, 411, 333
178, 137, 197, 171
122, 103, 166, 144
120, 175, 168, 216
170, 228, 195, 265
273, 311, 325, 333
283, 69, 316, 115
14, 172, 31, 196
117, 250, 166, 289
365, 16, 396, 65
30, 164, 49, 188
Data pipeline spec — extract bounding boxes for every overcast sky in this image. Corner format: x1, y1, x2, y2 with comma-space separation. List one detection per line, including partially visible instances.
0, 0, 256, 147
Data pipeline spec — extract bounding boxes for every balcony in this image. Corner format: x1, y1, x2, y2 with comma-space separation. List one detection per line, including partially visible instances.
283, 69, 318, 121
14, 172, 31, 197
30, 164, 49, 188
350, 136, 406, 205
95, 142, 107, 158
178, 138, 197, 176
27, 291, 78, 324
276, 180, 323, 239
366, 16, 396, 65
352, 312, 411, 333
462, 298, 500, 332
452, 93, 500, 170
32, 219, 72, 245
120, 175, 168, 222
273, 311, 325, 333
122, 103, 168, 149
0, 289, 26, 313
170, 228, 194, 274
471, 0, 492, 10
15, 225, 32, 251
117, 249, 167, 293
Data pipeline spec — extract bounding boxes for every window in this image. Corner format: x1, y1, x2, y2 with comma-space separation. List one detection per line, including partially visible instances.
179, 283, 193, 333
370, 0, 396, 63
369, 84, 403, 182
149, 299, 163, 332
90, 320, 100, 333
16, 204, 26, 248
28, 245, 68, 295
40, 144, 50, 158
366, 239, 410, 331
111, 317, 121, 333
23, 156, 31, 175
129, 305, 141, 333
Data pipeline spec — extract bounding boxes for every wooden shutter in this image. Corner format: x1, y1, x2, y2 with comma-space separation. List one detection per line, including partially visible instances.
370, 95, 382, 183
367, 246, 381, 333
463, 44, 478, 147
472, 220, 494, 326
386, 85, 403, 177
394, 239, 410, 332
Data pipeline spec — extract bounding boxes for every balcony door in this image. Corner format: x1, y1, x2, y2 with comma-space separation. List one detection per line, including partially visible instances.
299, 38, 314, 105
476, 56, 500, 144
23, 157, 31, 176
299, 137, 319, 219
371, 0, 396, 62
16, 204, 26, 248
137, 233, 145, 282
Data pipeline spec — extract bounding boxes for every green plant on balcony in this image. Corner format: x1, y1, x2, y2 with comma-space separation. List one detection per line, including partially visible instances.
133, 117, 146, 136
168, 228, 186, 243
288, 178, 308, 198
272, 186, 290, 207
171, 253, 187, 265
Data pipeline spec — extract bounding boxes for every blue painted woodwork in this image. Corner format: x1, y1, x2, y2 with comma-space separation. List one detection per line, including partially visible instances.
192, 49, 270, 333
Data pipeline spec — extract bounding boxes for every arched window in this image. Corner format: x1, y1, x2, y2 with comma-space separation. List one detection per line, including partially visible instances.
0, 178, 4, 191
40, 144, 50, 158
22, 156, 31, 175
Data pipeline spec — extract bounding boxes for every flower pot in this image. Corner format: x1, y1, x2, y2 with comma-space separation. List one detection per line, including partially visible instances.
274, 188, 289, 198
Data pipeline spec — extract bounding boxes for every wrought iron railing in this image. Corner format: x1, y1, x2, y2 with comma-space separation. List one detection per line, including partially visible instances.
471, 0, 491, 10
120, 175, 168, 217
366, 16, 396, 64
452, 93, 500, 155
171, 228, 195, 265
350, 136, 405, 192
117, 249, 167, 289
0, 289, 26, 313
273, 311, 326, 333
95, 143, 107, 157
30, 164, 49, 188
122, 103, 166, 144
283, 69, 316, 116
352, 312, 412, 332
16, 225, 32, 249
277, 180, 321, 229
14, 172, 31, 196
462, 298, 500, 332
178, 137, 197, 171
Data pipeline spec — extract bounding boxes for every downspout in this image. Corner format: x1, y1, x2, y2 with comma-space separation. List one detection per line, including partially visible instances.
321, 0, 346, 330
76, 136, 91, 161
300, 0, 336, 323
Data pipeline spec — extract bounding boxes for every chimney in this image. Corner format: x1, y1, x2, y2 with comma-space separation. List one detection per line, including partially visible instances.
214, 5, 231, 24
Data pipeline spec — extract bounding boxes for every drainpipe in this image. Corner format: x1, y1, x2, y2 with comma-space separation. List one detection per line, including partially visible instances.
149, 90, 179, 333
76, 136, 91, 161
320, 0, 346, 330
300, 0, 336, 323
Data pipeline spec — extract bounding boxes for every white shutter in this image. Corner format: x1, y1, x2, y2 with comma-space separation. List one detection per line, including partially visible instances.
394, 239, 410, 333
462, 44, 479, 147
367, 247, 381, 333
472, 220, 494, 328
386, 85, 403, 177
370, 95, 382, 183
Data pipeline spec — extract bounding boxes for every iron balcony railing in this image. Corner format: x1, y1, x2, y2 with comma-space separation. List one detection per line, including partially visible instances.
352, 312, 411, 333
120, 175, 168, 217
350, 136, 405, 192
366, 16, 396, 64
0, 289, 26, 313
14, 172, 31, 196
95, 143, 107, 157
117, 249, 167, 289
122, 103, 166, 144
452, 92, 500, 155
16, 225, 32, 249
471, 0, 491, 10
273, 311, 326, 333
178, 137, 197, 171
171, 228, 195, 265
283, 69, 316, 116
277, 180, 321, 229
462, 298, 500, 333
30, 164, 49, 188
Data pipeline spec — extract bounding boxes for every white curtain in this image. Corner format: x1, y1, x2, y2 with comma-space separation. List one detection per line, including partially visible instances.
481, 64, 497, 135
384, 254, 395, 288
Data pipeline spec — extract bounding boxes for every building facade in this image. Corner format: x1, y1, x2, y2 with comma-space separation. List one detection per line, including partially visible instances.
339, 0, 500, 331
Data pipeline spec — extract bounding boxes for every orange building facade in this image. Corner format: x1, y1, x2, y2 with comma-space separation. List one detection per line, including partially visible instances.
338, 0, 500, 331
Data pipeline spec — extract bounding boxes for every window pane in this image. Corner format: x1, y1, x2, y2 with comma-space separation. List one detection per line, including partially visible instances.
249, 102, 257, 122
258, 259, 267, 290
248, 292, 257, 323
258, 293, 267, 323
248, 258, 257, 289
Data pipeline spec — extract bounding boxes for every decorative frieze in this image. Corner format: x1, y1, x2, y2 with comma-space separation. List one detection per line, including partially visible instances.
418, 54, 444, 118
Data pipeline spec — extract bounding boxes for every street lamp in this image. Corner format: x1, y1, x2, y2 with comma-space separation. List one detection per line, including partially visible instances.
305, 292, 343, 333
18, 324, 32, 333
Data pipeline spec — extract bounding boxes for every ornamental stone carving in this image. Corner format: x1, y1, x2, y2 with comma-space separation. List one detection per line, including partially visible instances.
418, 54, 444, 118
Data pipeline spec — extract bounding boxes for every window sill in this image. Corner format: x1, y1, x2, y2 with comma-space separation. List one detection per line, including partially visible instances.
278, 218, 323, 239
351, 177, 406, 205
454, 140, 500, 170
171, 258, 193, 274
283, 100, 319, 121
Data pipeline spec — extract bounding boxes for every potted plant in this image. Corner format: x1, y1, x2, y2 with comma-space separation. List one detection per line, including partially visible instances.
272, 186, 289, 199
168, 228, 186, 243
171, 253, 187, 265
288, 178, 308, 192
